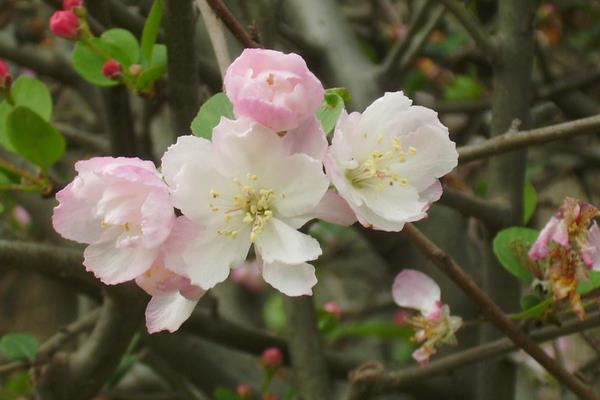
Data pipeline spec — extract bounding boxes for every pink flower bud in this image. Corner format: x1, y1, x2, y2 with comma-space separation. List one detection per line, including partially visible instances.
236, 383, 252, 397
102, 59, 122, 80
50, 10, 80, 39
323, 300, 342, 319
261, 347, 283, 369
0, 59, 10, 88
129, 64, 142, 76
63, 0, 83, 10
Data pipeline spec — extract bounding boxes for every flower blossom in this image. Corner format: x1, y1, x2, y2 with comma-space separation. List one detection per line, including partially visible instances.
224, 48, 324, 132
392, 269, 462, 365
528, 198, 600, 319
325, 91, 458, 231
52, 157, 175, 285
50, 10, 80, 39
161, 124, 329, 296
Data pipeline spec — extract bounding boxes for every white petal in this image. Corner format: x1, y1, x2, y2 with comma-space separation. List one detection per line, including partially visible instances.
392, 269, 441, 315
262, 261, 317, 296
141, 190, 175, 248
310, 190, 357, 226
146, 291, 201, 333
255, 218, 321, 264
161, 135, 212, 188
281, 116, 328, 161
359, 181, 424, 225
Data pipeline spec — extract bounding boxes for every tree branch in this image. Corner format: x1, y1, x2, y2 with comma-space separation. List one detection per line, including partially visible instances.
284, 296, 333, 399
458, 114, 600, 164
438, 0, 496, 59
398, 224, 599, 400
439, 186, 511, 228
205, 0, 260, 48
350, 311, 600, 396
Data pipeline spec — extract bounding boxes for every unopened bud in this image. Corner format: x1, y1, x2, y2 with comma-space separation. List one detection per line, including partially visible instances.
323, 300, 342, 319
129, 64, 142, 76
102, 59, 122, 80
236, 383, 252, 397
63, 0, 84, 10
261, 347, 283, 370
50, 10, 80, 39
0, 60, 10, 89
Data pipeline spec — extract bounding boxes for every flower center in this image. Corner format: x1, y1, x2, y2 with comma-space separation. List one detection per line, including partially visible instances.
346, 136, 416, 191
210, 174, 275, 241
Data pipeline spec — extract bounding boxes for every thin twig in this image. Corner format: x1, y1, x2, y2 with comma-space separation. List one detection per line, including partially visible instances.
458, 114, 600, 164
438, 0, 496, 59
205, 0, 260, 48
439, 186, 511, 228
350, 311, 600, 395
398, 224, 598, 400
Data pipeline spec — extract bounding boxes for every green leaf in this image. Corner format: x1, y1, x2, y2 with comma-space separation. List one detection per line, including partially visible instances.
443, 74, 485, 101
328, 321, 413, 342
492, 227, 540, 283
151, 44, 167, 66
0, 202, 4, 215
523, 181, 537, 224
9, 76, 53, 121
191, 93, 234, 139
102, 28, 140, 66
0, 333, 39, 361
141, 0, 163, 61
263, 293, 286, 333
135, 64, 166, 91
6, 107, 65, 169
325, 87, 351, 102
0, 371, 33, 399
0, 101, 12, 150
520, 294, 543, 311
214, 387, 240, 400
511, 298, 552, 320
578, 271, 600, 295
316, 93, 344, 135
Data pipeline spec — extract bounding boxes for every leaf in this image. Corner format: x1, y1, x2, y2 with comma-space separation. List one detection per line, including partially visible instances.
578, 271, 600, 295
214, 387, 240, 400
0, 333, 39, 361
141, 0, 163, 61
325, 87, 351, 102
443, 74, 485, 101
523, 181, 537, 224
6, 107, 65, 169
151, 44, 167, 66
511, 298, 552, 320
328, 321, 413, 342
492, 227, 540, 283
316, 93, 344, 135
101, 28, 140, 66
0, 371, 33, 399
520, 294, 543, 311
9, 76, 53, 121
191, 93, 234, 139
0, 101, 12, 150
135, 64, 166, 91
263, 293, 286, 333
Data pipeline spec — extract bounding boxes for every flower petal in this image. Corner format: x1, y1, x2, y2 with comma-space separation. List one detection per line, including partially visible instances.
52, 179, 103, 244
146, 291, 202, 333
310, 190, 357, 226
392, 269, 441, 315
161, 135, 212, 188
262, 261, 317, 296
255, 218, 321, 264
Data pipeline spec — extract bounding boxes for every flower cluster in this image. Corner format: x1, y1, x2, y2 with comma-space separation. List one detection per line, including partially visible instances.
392, 269, 462, 364
53, 48, 458, 333
528, 197, 600, 318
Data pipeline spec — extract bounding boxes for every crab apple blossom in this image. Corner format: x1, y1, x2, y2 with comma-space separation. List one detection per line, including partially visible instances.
52, 157, 175, 285
325, 91, 458, 232
50, 10, 80, 39
224, 48, 324, 132
135, 218, 205, 333
161, 126, 328, 295
393, 269, 462, 365
102, 59, 122, 80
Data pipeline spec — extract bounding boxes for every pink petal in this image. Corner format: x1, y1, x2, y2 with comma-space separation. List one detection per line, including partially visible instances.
146, 291, 201, 334
311, 190, 357, 226
392, 269, 441, 315
262, 261, 317, 296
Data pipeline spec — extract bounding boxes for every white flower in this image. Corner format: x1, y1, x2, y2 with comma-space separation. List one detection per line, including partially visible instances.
325, 92, 458, 231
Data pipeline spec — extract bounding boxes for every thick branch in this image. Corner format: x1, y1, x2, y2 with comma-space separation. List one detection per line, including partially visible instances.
284, 296, 333, 399
458, 114, 600, 164
438, 0, 496, 59
205, 0, 260, 48
400, 224, 599, 400
439, 187, 511, 228
351, 311, 600, 395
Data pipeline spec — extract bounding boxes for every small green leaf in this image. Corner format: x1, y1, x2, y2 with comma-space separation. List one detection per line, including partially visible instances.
578, 271, 600, 295
191, 93, 234, 139
520, 294, 543, 311
0, 333, 39, 361
151, 44, 167, 66
135, 64, 166, 91
6, 107, 65, 169
523, 181, 537, 224
328, 321, 413, 342
443, 74, 485, 101
316, 93, 344, 135
102, 28, 140, 66
325, 87, 351, 102
0, 101, 12, 150
214, 387, 240, 400
511, 298, 552, 320
141, 0, 163, 61
317, 309, 339, 334
0, 371, 33, 399
492, 227, 540, 283
9, 76, 53, 121
263, 293, 286, 333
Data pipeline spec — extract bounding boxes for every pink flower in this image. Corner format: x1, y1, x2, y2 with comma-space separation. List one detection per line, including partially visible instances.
582, 222, 600, 270
224, 49, 324, 132
236, 384, 252, 397
392, 269, 462, 364
261, 347, 283, 369
63, 0, 83, 10
102, 59, 122, 80
0, 59, 9, 88
50, 10, 80, 39
325, 92, 458, 231
528, 216, 569, 260
52, 157, 175, 285
323, 300, 342, 319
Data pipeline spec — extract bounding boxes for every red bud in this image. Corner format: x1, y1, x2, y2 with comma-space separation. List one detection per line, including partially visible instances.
50, 10, 80, 39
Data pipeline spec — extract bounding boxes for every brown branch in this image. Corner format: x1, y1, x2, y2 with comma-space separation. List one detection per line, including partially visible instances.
458, 114, 600, 164
350, 311, 600, 395
205, 0, 260, 48
439, 186, 511, 228
395, 224, 599, 400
